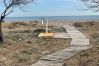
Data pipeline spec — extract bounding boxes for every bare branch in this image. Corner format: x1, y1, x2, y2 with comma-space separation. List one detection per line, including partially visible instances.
3, 0, 7, 7
1, 3, 13, 16
1, 0, 34, 17
5, 10, 13, 16
81, 0, 99, 11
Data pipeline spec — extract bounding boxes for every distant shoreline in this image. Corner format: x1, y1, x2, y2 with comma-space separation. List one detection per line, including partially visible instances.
5, 16, 99, 22
4, 19, 99, 23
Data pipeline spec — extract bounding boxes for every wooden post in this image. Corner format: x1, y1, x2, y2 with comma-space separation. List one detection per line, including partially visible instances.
46, 17, 48, 33
41, 18, 44, 25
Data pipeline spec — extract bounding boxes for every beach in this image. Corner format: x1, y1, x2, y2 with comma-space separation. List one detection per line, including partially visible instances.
0, 20, 99, 66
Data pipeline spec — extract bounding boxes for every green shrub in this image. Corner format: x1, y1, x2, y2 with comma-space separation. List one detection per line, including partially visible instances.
0, 61, 6, 66
91, 33, 99, 45
11, 22, 28, 26
33, 29, 46, 37
88, 22, 95, 26
73, 22, 83, 27
5, 33, 24, 42
9, 30, 31, 33
80, 52, 89, 57
13, 53, 29, 63
34, 20, 39, 23
22, 30, 32, 33
91, 33, 99, 38
21, 49, 32, 55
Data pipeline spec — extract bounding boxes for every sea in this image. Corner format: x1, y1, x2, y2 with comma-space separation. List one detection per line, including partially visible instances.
5, 15, 99, 22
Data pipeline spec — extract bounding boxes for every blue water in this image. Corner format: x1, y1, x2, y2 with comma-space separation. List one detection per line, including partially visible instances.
5, 15, 99, 22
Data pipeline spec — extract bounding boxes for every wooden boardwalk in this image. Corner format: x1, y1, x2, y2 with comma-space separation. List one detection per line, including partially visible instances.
54, 32, 69, 38
31, 25, 91, 66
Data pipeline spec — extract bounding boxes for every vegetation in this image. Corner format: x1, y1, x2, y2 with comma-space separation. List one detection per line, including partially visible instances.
73, 22, 83, 27
0, 22, 70, 66
33, 28, 46, 37
64, 22, 99, 66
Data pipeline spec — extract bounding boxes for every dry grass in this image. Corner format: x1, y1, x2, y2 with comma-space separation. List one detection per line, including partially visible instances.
64, 45, 99, 66
0, 22, 70, 66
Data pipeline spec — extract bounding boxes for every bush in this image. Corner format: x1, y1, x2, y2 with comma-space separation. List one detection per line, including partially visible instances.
5, 33, 24, 42
91, 33, 99, 39
73, 22, 83, 27
21, 49, 32, 55
13, 53, 29, 63
80, 50, 89, 57
33, 29, 46, 37
88, 22, 95, 26
91, 33, 99, 45
11, 22, 29, 27
34, 20, 39, 23
9, 30, 31, 33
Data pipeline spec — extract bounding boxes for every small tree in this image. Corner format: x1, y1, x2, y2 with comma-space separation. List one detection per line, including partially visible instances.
0, 0, 34, 43
80, 0, 99, 11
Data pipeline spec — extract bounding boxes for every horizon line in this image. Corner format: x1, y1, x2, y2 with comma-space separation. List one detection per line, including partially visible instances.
6, 15, 99, 17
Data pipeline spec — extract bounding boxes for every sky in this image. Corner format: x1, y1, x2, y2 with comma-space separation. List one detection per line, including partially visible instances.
1, 0, 99, 17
